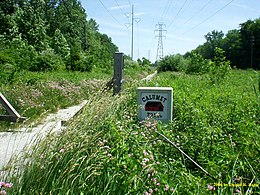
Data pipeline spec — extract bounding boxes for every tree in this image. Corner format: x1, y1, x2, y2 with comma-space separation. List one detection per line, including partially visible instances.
15, 0, 50, 51
222, 29, 241, 68
239, 18, 260, 69
208, 47, 231, 84
203, 30, 224, 59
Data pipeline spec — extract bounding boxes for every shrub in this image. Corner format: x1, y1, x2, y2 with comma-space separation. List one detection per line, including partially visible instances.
30, 49, 65, 72
66, 47, 93, 72
0, 49, 17, 83
208, 47, 231, 84
185, 52, 210, 74
157, 54, 187, 72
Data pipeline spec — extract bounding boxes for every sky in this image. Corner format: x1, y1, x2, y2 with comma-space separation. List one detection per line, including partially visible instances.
82, 0, 260, 62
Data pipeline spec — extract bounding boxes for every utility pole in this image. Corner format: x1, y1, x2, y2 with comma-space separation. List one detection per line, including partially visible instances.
155, 23, 167, 61
131, 5, 134, 60
128, 4, 140, 61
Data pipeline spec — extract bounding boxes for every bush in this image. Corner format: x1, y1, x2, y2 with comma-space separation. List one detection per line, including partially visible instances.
0, 48, 18, 83
208, 47, 231, 84
157, 54, 187, 72
30, 49, 65, 72
66, 47, 93, 72
185, 52, 210, 74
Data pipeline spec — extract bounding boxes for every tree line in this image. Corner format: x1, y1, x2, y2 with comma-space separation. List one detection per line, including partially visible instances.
0, 0, 118, 73
185, 18, 260, 70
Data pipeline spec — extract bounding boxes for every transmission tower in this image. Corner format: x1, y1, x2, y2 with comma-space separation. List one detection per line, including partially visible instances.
155, 23, 167, 61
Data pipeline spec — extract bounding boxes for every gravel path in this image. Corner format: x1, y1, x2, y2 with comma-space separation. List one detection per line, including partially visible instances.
0, 100, 88, 170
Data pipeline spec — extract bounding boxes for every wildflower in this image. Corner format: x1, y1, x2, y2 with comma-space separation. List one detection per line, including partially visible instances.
207, 184, 216, 191
153, 177, 158, 183
152, 171, 158, 176
236, 189, 241, 193
0, 190, 6, 195
149, 188, 153, 193
133, 131, 138, 135
154, 188, 158, 192
0, 182, 4, 188
4, 183, 12, 188
143, 150, 148, 156
143, 158, 150, 163
164, 184, 169, 191
146, 167, 154, 174
170, 188, 175, 192
59, 148, 65, 153
107, 153, 112, 157
145, 122, 151, 127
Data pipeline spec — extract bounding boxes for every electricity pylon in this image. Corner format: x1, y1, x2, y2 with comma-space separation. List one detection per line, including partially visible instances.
155, 23, 166, 61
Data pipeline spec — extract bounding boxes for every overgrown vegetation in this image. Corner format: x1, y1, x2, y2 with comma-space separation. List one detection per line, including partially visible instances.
3, 70, 259, 194
185, 18, 260, 70
0, 0, 118, 73
157, 47, 231, 85
1, 1, 259, 194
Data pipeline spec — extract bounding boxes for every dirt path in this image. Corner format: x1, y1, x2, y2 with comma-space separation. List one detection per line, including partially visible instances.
0, 71, 158, 172
0, 100, 88, 170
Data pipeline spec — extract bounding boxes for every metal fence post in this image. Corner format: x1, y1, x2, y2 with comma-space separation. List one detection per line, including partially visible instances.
113, 52, 124, 95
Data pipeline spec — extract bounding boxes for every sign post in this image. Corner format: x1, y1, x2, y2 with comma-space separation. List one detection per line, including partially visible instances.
113, 52, 124, 95
138, 87, 173, 122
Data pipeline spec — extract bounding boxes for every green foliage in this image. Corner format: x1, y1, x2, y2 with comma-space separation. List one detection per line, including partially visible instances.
192, 18, 260, 69
0, 0, 118, 72
0, 70, 114, 130
7, 70, 259, 194
185, 52, 210, 74
30, 49, 65, 72
208, 47, 231, 84
67, 46, 93, 72
124, 58, 139, 69
51, 29, 70, 58
137, 57, 152, 66
157, 54, 187, 72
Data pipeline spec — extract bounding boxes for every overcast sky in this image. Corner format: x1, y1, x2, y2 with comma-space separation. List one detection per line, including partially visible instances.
82, 0, 260, 62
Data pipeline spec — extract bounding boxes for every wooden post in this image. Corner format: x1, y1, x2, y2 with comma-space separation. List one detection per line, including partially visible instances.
113, 52, 124, 95
0, 92, 26, 122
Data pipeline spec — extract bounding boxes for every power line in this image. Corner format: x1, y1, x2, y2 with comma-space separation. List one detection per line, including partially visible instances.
98, 0, 125, 28
183, 0, 235, 34
182, 0, 213, 26
114, 0, 128, 17
160, 0, 174, 21
167, 0, 189, 29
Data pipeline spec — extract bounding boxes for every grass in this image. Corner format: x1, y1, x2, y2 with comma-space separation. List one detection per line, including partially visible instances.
2, 69, 260, 194
0, 65, 154, 131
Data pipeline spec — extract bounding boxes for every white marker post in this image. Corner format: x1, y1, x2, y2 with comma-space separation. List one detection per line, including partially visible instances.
138, 87, 173, 122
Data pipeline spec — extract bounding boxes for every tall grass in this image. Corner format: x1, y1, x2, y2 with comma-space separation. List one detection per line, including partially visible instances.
4, 70, 260, 194
0, 66, 154, 131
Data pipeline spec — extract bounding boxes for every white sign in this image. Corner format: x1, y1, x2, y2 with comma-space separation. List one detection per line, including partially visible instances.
138, 87, 173, 122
